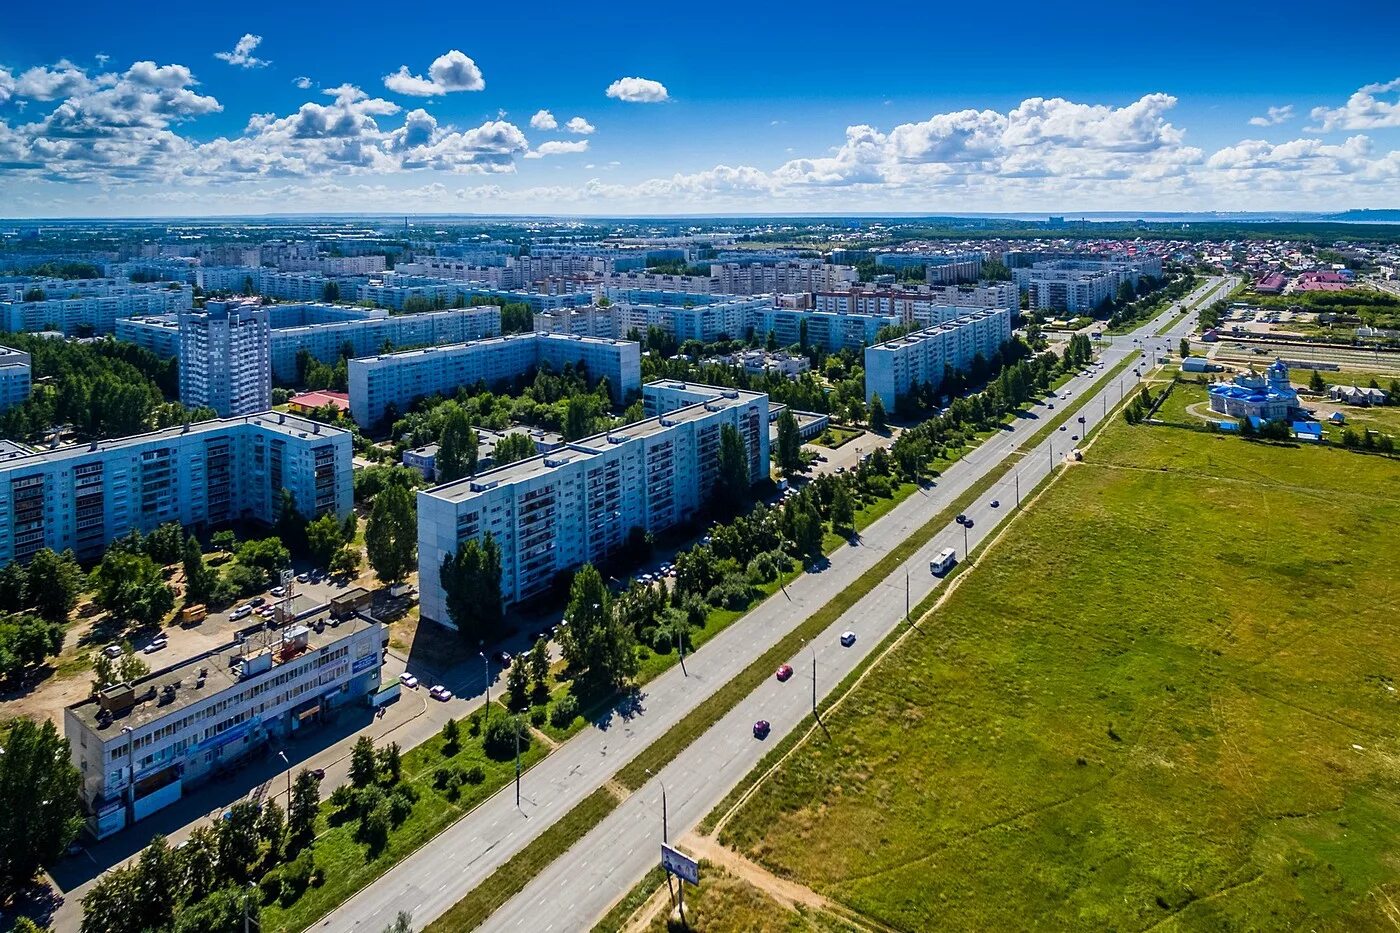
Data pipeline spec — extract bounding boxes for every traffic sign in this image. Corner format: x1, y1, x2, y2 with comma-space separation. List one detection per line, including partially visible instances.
661, 844, 698, 886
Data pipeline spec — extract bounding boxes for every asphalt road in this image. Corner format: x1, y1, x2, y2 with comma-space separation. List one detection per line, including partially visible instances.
319, 279, 1226, 933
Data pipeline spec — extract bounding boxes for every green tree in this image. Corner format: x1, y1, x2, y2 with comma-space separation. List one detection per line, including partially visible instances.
558, 564, 637, 694
0, 561, 26, 612
774, 408, 803, 476
436, 406, 478, 483
144, 522, 185, 566
234, 537, 291, 583
177, 825, 220, 902
528, 637, 551, 696
80, 863, 143, 933
26, 547, 83, 624
131, 835, 180, 931
350, 736, 377, 787
366, 484, 417, 584
0, 718, 83, 898
256, 798, 286, 865
1179, 337, 1191, 359
172, 885, 258, 933
0, 612, 65, 684
91, 551, 173, 629
491, 431, 536, 466
287, 769, 321, 855
716, 423, 750, 503
564, 395, 592, 440
216, 800, 261, 884
306, 512, 347, 569
183, 535, 217, 606
439, 535, 504, 644
870, 393, 888, 432
506, 655, 529, 710
830, 483, 855, 533
1309, 369, 1326, 393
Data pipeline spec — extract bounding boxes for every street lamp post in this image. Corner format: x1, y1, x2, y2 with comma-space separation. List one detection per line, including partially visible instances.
479, 650, 490, 724
514, 715, 522, 809
277, 750, 291, 805
962, 522, 969, 558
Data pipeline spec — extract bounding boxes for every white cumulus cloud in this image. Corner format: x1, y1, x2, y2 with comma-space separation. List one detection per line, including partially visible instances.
529, 109, 557, 130
1248, 105, 1294, 127
215, 34, 269, 69
525, 140, 589, 159
1309, 77, 1400, 132
565, 116, 595, 135
293, 76, 312, 90
605, 76, 668, 103
383, 50, 484, 97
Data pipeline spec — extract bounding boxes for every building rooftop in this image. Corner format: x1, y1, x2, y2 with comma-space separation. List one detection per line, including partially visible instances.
289, 390, 351, 412
68, 615, 378, 733
0, 410, 349, 471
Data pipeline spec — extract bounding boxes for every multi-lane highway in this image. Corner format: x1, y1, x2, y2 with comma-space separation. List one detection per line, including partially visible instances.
321, 277, 1228, 933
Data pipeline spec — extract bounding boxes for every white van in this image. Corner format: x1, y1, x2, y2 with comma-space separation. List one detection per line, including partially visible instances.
930, 547, 956, 576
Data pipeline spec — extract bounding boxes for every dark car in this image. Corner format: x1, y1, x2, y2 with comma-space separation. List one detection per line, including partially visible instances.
753, 720, 771, 739
990, 500, 999, 508
775, 664, 793, 682
495, 651, 513, 667
955, 513, 967, 525
963, 517, 975, 528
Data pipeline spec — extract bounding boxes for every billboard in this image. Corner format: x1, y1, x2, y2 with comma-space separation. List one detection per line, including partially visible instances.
661, 844, 699, 886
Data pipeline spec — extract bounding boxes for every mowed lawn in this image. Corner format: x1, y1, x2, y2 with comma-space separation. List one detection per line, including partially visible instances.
719, 423, 1400, 931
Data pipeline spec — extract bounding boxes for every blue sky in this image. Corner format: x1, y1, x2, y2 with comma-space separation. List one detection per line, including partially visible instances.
3, 0, 1400, 217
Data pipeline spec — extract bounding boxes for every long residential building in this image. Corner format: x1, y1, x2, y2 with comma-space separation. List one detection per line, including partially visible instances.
0, 411, 352, 566
1012, 255, 1166, 313
710, 261, 858, 295
417, 381, 770, 616
179, 300, 271, 418
872, 251, 984, 284
66, 617, 384, 837
267, 306, 499, 383
0, 287, 193, 335
0, 346, 31, 412
348, 332, 642, 428
864, 307, 1015, 407
816, 282, 1020, 320
533, 305, 624, 339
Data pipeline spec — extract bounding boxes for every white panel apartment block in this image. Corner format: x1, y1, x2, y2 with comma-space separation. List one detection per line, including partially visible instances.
0, 412, 352, 565
864, 308, 1014, 407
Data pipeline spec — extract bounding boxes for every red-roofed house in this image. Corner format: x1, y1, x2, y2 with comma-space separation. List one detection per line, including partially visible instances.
288, 390, 351, 415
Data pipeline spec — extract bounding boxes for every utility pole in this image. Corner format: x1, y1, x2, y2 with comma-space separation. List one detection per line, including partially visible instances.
905, 568, 910, 625
278, 750, 291, 805
1015, 472, 1020, 507
514, 716, 522, 808
963, 522, 969, 558
480, 650, 490, 723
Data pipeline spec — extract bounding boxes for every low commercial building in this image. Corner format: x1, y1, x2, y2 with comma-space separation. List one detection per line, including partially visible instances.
0, 411, 352, 565
65, 618, 385, 838
0, 346, 32, 412
417, 383, 770, 617
348, 332, 642, 428
863, 307, 1014, 407
1329, 384, 1388, 406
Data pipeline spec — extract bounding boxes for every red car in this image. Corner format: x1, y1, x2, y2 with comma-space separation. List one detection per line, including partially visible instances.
775, 664, 793, 682
753, 720, 771, 739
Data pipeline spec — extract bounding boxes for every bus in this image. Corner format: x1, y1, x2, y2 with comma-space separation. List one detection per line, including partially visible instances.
930, 547, 956, 576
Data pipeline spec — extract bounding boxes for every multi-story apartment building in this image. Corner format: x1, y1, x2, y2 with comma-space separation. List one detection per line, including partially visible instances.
871, 251, 984, 284
864, 307, 1014, 407
751, 307, 900, 353
348, 332, 642, 428
710, 261, 858, 295
417, 382, 770, 617
179, 300, 271, 418
0, 346, 31, 412
194, 266, 263, 294
597, 270, 716, 294
255, 270, 370, 304
65, 617, 384, 837
0, 411, 352, 565
115, 316, 181, 357
816, 283, 1020, 321
615, 296, 771, 343
267, 306, 500, 383
533, 305, 624, 339
0, 287, 193, 336
1010, 254, 1165, 313
279, 255, 388, 275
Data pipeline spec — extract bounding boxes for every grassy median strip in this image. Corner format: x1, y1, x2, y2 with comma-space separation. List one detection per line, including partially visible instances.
424, 787, 620, 932
590, 866, 669, 933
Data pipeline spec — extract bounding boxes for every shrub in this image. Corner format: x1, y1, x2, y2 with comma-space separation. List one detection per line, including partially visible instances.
433, 766, 455, 790
279, 850, 315, 906
461, 764, 486, 785
483, 715, 530, 760
530, 706, 547, 727
328, 784, 356, 812
259, 868, 283, 904
388, 784, 415, 825
550, 695, 579, 729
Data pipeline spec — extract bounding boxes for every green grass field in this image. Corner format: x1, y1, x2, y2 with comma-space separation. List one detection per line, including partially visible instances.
717, 420, 1400, 931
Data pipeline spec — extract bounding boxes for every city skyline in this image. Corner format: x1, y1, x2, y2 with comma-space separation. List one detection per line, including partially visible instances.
3, 0, 1400, 217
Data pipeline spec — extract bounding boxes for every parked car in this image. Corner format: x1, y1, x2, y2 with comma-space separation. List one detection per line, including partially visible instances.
296, 572, 311, 583
840, 631, 857, 647
990, 500, 1000, 508
752, 720, 771, 739
230, 606, 252, 621
429, 685, 453, 701
102, 644, 123, 659
142, 636, 168, 655
270, 586, 286, 598
399, 673, 419, 689
249, 596, 266, 607
775, 664, 793, 682
495, 651, 513, 667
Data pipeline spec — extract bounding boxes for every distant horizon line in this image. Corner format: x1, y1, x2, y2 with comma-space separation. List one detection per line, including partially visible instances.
4, 208, 1400, 226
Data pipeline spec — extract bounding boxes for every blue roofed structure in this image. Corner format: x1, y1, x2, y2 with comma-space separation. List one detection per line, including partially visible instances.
1208, 360, 1303, 423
